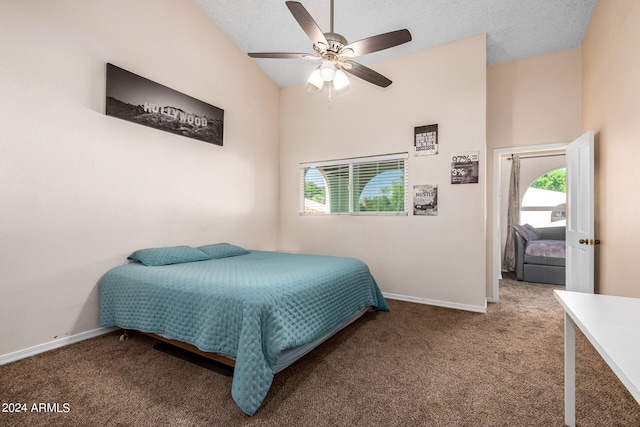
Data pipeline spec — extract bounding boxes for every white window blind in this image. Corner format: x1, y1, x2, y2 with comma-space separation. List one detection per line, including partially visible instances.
300, 153, 408, 215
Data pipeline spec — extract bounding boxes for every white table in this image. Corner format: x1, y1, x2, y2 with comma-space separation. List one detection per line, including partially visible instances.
554, 290, 640, 426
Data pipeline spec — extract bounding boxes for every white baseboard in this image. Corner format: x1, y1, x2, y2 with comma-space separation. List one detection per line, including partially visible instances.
0, 326, 119, 366
383, 292, 487, 313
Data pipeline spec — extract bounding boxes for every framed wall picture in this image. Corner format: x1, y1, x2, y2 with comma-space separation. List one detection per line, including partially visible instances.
105, 63, 224, 146
413, 185, 438, 216
414, 124, 438, 156
451, 151, 479, 184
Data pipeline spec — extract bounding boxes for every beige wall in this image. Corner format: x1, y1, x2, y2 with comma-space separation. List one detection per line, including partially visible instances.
279, 35, 488, 312
582, 0, 640, 297
0, 0, 280, 356
487, 48, 582, 150
486, 49, 582, 298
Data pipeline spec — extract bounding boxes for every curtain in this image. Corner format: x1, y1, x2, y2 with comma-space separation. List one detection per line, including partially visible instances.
503, 155, 520, 271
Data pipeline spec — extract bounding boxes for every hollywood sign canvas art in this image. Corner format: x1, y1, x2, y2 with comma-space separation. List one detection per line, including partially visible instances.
105, 63, 224, 146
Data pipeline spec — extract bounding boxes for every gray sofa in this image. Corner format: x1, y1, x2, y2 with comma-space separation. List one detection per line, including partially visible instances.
512, 224, 566, 285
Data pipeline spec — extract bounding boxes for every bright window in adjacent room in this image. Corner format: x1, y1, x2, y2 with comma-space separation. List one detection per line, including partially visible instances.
520, 168, 566, 228
300, 153, 408, 215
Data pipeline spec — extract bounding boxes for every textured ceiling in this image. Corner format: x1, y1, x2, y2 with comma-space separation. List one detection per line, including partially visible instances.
193, 0, 596, 88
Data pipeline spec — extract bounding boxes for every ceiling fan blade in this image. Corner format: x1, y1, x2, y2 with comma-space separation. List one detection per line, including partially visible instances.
341, 29, 412, 57
343, 61, 392, 88
286, 1, 329, 48
248, 52, 318, 60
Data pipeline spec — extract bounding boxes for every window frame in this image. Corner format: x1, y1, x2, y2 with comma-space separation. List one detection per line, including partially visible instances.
300, 152, 409, 216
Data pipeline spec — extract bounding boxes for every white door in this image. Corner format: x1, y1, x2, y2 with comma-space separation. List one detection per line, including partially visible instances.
565, 130, 595, 293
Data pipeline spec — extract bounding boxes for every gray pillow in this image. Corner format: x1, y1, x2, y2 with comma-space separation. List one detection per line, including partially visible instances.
522, 223, 541, 240
513, 224, 539, 242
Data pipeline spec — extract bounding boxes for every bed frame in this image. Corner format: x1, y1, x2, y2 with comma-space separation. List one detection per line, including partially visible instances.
143, 332, 236, 367
120, 306, 369, 374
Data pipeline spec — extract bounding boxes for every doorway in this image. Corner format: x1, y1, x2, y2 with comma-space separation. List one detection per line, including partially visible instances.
491, 143, 567, 302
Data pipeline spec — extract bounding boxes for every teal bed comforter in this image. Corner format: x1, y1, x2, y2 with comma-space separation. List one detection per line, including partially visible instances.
99, 250, 389, 415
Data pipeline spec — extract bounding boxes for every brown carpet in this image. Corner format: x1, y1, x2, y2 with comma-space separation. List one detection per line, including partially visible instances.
1, 275, 639, 426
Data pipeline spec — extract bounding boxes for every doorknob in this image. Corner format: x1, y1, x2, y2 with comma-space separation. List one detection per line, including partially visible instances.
578, 238, 600, 245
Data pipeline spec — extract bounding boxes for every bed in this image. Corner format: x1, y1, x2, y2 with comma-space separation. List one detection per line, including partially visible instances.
99, 244, 389, 415
512, 224, 566, 285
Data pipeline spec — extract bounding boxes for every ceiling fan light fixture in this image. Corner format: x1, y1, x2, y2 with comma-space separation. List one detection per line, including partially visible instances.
319, 60, 336, 81
333, 69, 349, 91
248, 1, 412, 90
307, 67, 324, 89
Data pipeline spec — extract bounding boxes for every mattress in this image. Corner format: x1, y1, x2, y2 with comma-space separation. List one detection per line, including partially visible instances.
99, 250, 389, 415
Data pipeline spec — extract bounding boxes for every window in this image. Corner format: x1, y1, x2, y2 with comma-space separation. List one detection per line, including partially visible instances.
300, 153, 408, 215
521, 168, 566, 228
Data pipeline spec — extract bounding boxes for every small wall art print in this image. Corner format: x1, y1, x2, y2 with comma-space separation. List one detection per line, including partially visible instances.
451, 151, 479, 184
413, 185, 438, 216
414, 124, 438, 156
105, 63, 224, 146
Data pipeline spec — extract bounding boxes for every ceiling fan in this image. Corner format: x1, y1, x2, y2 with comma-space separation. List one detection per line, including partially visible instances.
248, 0, 412, 91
